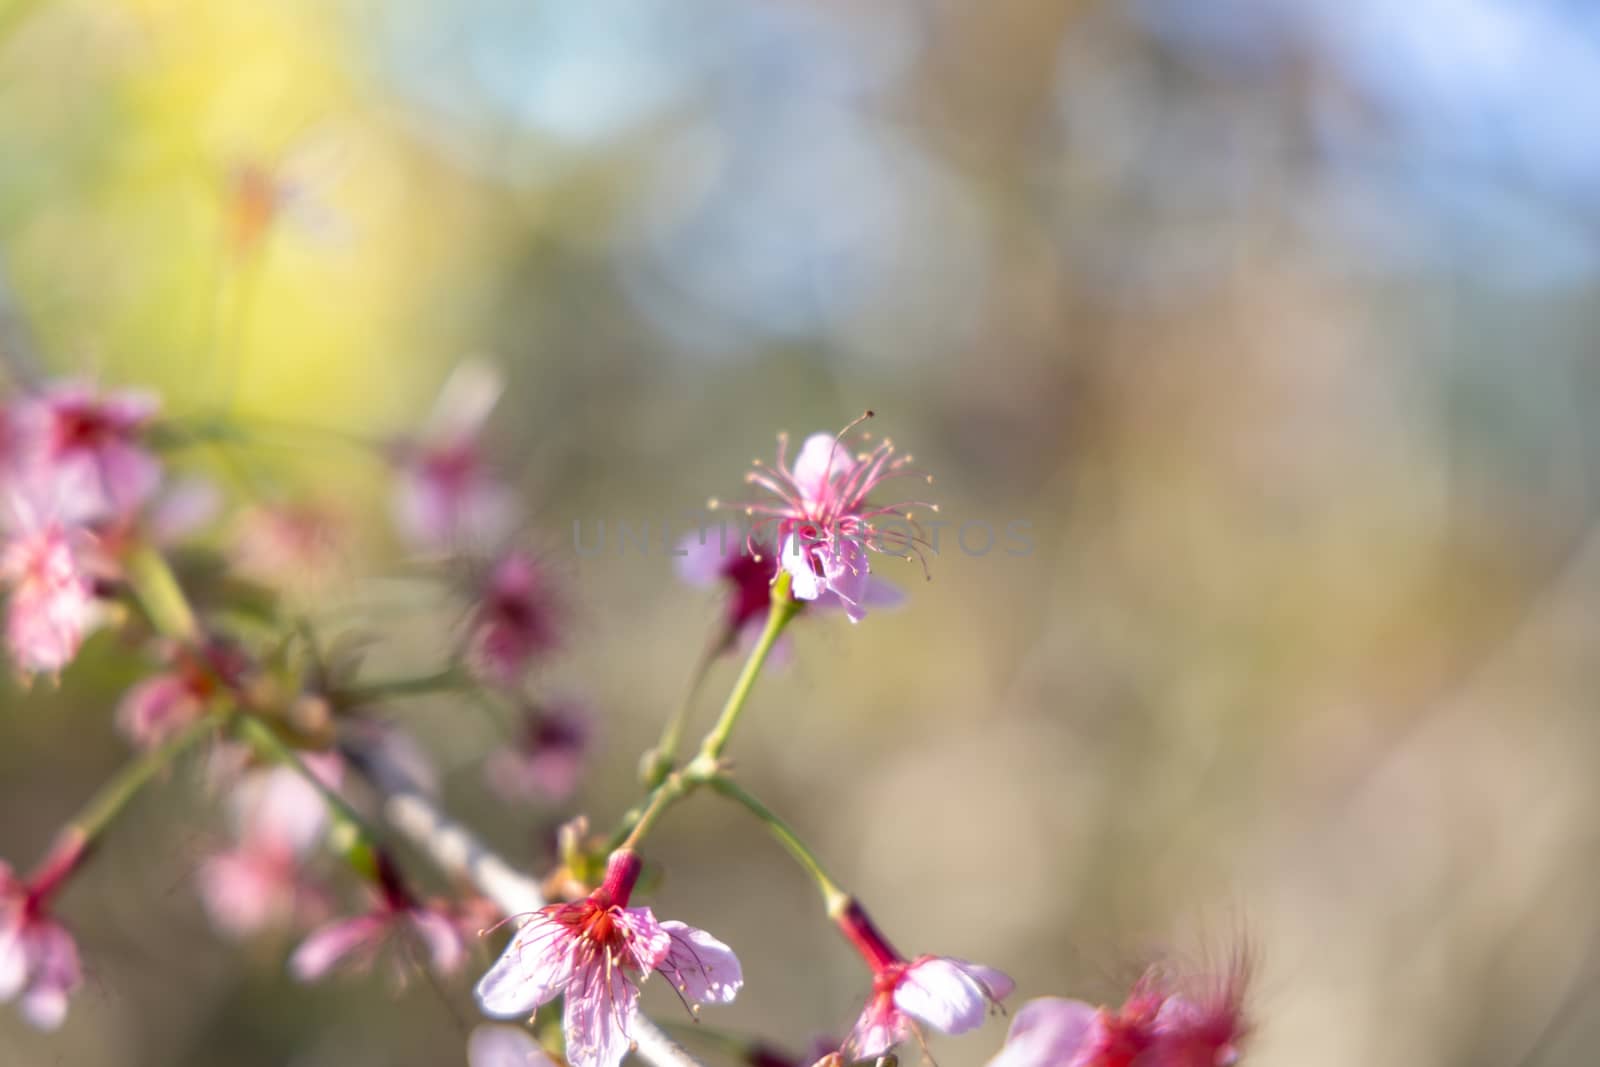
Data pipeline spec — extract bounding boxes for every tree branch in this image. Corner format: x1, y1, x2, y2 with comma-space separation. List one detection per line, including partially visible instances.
343, 735, 707, 1067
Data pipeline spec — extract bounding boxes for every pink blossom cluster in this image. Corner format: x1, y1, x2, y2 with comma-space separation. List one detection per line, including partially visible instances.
0, 370, 1254, 1067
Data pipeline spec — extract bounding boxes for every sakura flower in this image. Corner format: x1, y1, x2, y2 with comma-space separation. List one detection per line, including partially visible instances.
735, 417, 932, 622
470, 550, 561, 686
469, 1024, 557, 1067
12, 382, 161, 523
476, 849, 743, 1067
197, 761, 335, 939
986, 955, 1252, 1067
485, 701, 592, 804
676, 526, 902, 653
676, 528, 777, 646
289, 855, 465, 984
392, 362, 516, 552
0, 837, 86, 1030
117, 637, 248, 750
0, 514, 98, 678
230, 500, 348, 594
834, 898, 1012, 1059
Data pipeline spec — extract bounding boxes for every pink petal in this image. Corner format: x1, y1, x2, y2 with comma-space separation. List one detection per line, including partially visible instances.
847, 994, 907, 1060
476, 914, 577, 1018
289, 915, 383, 981
17, 922, 79, 1031
674, 530, 730, 587
0, 920, 28, 1002
659, 920, 743, 1005
408, 908, 466, 976
986, 998, 1098, 1067
893, 957, 1001, 1035
197, 850, 283, 938
792, 433, 854, 502
615, 907, 671, 976
562, 959, 639, 1067
468, 1024, 557, 1067
116, 675, 199, 749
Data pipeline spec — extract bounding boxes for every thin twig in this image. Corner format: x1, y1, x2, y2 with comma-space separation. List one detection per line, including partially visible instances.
343, 733, 706, 1067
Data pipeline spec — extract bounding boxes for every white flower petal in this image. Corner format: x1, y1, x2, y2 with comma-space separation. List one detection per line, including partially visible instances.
475, 915, 576, 1018
893, 957, 994, 1035
659, 920, 743, 1005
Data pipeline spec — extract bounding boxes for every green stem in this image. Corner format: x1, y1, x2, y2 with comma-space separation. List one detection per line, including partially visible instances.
125, 544, 199, 641
70, 714, 221, 845
707, 774, 846, 913
686, 571, 799, 775
340, 665, 465, 705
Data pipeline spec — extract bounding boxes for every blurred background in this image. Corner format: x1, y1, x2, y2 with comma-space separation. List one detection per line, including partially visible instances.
2, 0, 1600, 1064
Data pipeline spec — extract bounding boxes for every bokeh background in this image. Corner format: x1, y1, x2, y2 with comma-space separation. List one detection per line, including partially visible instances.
3, 0, 1600, 1065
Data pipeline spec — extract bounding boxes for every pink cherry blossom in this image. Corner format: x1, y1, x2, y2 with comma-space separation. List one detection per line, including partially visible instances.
117, 638, 248, 750
476, 850, 743, 1067
0, 840, 86, 1030
484, 701, 592, 805
392, 362, 516, 552
676, 530, 778, 644
13, 382, 161, 523
470, 550, 561, 686
736, 417, 932, 622
289, 856, 465, 984
834, 899, 1012, 1059
0, 514, 97, 678
986, 956, 1252, 1067
197, 761, 335, 939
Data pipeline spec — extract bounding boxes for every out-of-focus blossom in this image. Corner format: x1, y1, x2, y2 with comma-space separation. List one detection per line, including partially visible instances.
230, 500, 347, 593
676, 530, 777, 642
737, 420, 932, 622
290, 856, 465, 984
391, 362, 516, 553
677, 527, 903, 653
468, 1024, 557, 1067
485, 701, 592, 805
835, 899, 1012, 1059
197, 760, 337, 940
117, 638, 248, 750
477, 849, 743, 1067
986, 957, 1252, 1067
0, 514, 98, 679
470, 550, 561, 685
12, 382, 161, 524
0, 839, 86, 1030
222, 138, 349, 258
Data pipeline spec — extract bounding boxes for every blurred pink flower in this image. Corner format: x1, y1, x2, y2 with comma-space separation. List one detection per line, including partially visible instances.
197, 761, 337, 940
13, 382, 161, 524
484, 702, 592, 805
230, 500, 348, 592
676, 531, 776, 642
468, 1024, 556, 1067
290, 856, 464, 984
986, 956, 1252, 1067
0, 844, 84, 1030
739, 420, 931, 622
117, 638, 248, 750
392, 363, 516, 552
476, 850, 743, 1067
835, 899, 1012, 1059
470, 550, 561, 686
0, 514, 97, 679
